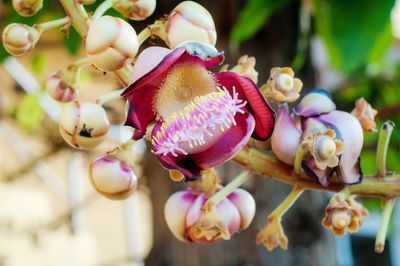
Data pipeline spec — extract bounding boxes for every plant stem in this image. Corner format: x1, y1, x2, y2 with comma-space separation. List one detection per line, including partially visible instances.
375, 197, 396, 253
114, 64, 132, 87
204, 170, 250, 210
60, 0, 89, 37
93, 0, 114, 20
270, 186, 304, 218
376, 121, 394, 177
71, 57, 90, 69
37, 17, 71, 32
96, 88, 125, 105
294, 144, 306, 175
233, 147, 400, 197
138, 27, 152, 46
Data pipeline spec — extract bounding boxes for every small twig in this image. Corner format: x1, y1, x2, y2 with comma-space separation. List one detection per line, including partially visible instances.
375, 197, 396, 253
376, 121, 395, 177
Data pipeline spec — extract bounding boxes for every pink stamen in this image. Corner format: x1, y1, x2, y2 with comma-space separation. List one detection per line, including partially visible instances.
152, 87, 246, 157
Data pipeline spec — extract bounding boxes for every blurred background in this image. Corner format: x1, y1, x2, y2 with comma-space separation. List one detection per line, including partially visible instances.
1, 0, 400, 265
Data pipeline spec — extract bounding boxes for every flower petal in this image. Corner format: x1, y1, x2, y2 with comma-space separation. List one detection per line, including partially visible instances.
271, 105, 301, 165
214, 71, 275, 140
190, 112, 255, 169
294, 89, 336, 117
319, 111, 363, 184
302, 160, 334, 186
152, 121, 203, 181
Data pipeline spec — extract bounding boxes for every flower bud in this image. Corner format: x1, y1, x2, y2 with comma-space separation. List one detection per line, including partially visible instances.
89, 155, 137, 200
164, 188, 255, 243
46, 71, 77, 103
86, 16, 139, 71
2, 23, 40, 56
166, 1, 217, 48
113, 0, 156, 21
59, 101, 109, 149
12, 0, 43, 17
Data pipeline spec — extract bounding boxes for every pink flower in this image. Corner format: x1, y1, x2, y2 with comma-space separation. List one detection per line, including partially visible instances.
122, 42, 275, 180
271, 89, 363, 185
164, 188, 256, 243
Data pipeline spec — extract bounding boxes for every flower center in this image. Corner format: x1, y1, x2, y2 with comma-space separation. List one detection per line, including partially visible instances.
277, 73, 293, 92
152, 88, 247, 157
154, 62, 217, 119
316, 136, 336, 160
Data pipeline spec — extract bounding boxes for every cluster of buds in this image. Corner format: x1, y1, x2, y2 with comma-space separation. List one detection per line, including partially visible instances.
322, 194, 369, 236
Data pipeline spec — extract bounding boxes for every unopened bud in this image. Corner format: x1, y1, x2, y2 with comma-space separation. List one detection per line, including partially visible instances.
166, 1, 217, 48
46, 71, 77, 103
113, 0, 156, 21
89, 155, 137, 200
86, 16, 139, 71
12, 0, 43, 17
2, 23, 40, 56
59, 101, 109, 149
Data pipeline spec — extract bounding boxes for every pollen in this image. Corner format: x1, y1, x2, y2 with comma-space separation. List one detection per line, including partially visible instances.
152, 87, 247, 157
154, 62, 217, 119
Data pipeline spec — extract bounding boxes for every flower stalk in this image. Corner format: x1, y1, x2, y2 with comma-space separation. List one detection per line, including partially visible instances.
60, 0, 89, 36
269, 186, 304, 218
375, 197, 396, 253
376, 121, 394, 177
204, 170, 250, 211
92, 0, 113, 20
37, 16, 71, 32
96, 88, 125, 105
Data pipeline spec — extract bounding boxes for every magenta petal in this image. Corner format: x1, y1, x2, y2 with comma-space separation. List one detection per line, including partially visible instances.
191, 112, 255, 169
214, 71, 275, 140
319, 111, 363, 184
151, 122, 203, 181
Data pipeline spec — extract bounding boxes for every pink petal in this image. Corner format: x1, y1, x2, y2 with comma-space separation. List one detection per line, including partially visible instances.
214, 71, 275, 140
319, 111, 363, 184
271, 105, 301, 165
191, 112, 255, 169
294, 89, 336, 117
215, 198, 241, 235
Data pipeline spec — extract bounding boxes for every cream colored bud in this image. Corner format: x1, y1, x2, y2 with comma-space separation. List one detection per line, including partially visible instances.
46, 72, 77, 103
86, 16, 139, 71
2, 23, 40, 56
12, 0, 43, 17
59, 101, 109, 149
89, 155, 137, 200
113, 0, 156, 21
166, 1, 217, 48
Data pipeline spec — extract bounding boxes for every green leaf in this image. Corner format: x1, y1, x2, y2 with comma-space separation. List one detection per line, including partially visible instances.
313, 0, 396, 73
63, 27, 82, 55
14, 93, 44, 132
230, 0, 294, 44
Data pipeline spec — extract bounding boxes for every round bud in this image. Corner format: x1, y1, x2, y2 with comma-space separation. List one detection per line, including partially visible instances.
89, 155, 137, 200
317, 136, 337, 160
166, 1, 217, 48
46, 72, 77, 103
331, 210, 351, 229
277, 73, 294, 92
113, 0, 156, 21
12, 0, 43, 17
86, 16, 139, 71
59, 101, 109, 149
2, 23, 40, 56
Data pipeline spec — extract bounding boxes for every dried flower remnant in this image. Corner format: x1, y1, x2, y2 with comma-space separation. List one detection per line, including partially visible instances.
261, 67, 303, 103
256, 217, 288, 251
220, 55, 258, 84
302, 129, 345, 170
351, 98, 378, 133
322, 194, 368, 236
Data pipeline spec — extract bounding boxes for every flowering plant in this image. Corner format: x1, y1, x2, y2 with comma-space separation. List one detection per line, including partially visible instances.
2, 0, 400, 256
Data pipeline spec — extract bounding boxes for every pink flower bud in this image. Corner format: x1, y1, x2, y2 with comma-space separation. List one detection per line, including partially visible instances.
113, 0, 156, 21
12, 0, 43, 17
59, 101, 109, 149
89, 155, 137, 200
46, 71, 77, 103
86, 16, 139, 71
164, 188, 255, 243
2, 23, 40, 56
166, 1, 217, 48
